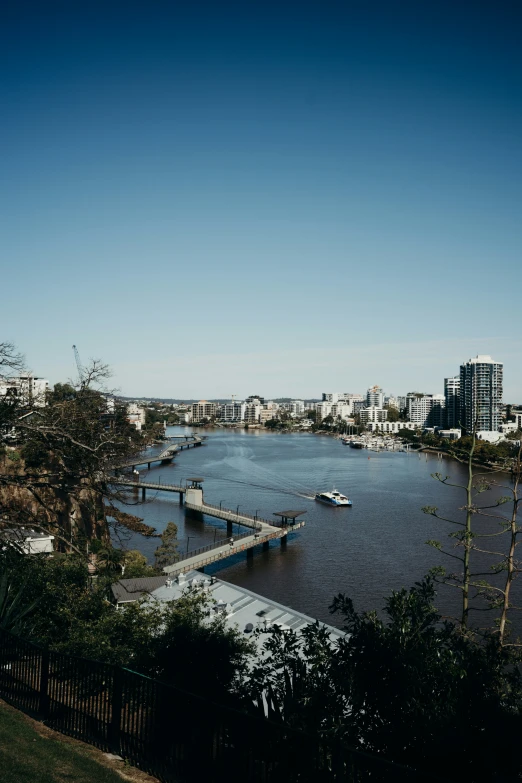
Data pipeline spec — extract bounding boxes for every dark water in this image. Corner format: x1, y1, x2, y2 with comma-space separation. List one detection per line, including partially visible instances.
115, 427, 517, 629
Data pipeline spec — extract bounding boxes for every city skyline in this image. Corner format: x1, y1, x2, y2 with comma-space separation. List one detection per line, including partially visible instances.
17, 341, 520, 402
2, 3, 521, 398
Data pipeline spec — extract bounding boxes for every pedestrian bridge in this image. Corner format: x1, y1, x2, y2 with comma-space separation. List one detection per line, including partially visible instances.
115, 436, 205, 471
111, 475, 306, 574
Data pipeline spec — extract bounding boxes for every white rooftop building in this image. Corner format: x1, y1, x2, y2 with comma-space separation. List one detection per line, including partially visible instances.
1, 527, 55, 554
112, 570, 343, 658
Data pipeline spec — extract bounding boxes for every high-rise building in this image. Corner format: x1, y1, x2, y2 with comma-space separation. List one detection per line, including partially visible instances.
444, 376, 460, 428
366, 386, 384, 408
406, 393, 445, 428
459, 355, 503, 433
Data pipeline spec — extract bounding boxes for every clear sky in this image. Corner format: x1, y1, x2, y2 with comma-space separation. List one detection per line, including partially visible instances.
1, 1, 521, 400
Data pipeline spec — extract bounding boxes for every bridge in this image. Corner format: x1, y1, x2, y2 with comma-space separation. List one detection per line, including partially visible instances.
112, 475, 306, 572
115, 436, 205, 471
163, 504, 306, 577
112, 478, 186, 503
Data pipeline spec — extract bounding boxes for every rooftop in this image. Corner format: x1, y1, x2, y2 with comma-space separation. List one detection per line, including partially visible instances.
1, 527, 55, 541
272, 510, 307, 520
112, 570, 344, 649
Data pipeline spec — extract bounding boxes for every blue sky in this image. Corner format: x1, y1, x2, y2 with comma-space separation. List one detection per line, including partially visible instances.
1, 1, 521, 399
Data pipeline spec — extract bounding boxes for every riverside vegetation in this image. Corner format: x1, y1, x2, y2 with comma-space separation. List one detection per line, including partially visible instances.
2, 342, 522, 781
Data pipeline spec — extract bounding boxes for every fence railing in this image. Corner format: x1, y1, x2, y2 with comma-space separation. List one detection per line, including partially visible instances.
0, 628, 440, 782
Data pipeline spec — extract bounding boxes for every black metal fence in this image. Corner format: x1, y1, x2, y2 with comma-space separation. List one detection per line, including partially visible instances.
0, 629, 440, 782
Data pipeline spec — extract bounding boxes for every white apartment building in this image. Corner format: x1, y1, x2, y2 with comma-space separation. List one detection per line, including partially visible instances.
360, 406, 388, 424
322, 393, 363, 404
191, 401, 218, 421
322, 393, 341, 404
385, 396, 400, 411
219, 402, 245, 422
315, 401, 333, 421
126, 403, 146, 430
176, 409, 192, 424
0, 375, 49, 407
366, 386, 384, 408
331, 402, 353, 421
460, 355, 503, 434
243, 403, 261, 424
290, 400, 305, 416
406, 393, 445, 428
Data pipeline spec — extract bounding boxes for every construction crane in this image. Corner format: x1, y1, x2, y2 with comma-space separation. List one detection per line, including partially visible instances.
72, 345, 84, 381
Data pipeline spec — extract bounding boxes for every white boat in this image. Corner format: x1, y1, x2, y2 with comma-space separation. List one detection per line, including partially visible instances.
315, 490, 352, 506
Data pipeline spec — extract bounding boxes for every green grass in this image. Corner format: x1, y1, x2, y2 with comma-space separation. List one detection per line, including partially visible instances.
0, 702, 125, 783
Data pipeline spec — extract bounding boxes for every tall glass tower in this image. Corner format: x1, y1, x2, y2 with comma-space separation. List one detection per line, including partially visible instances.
459, 355, 503, 434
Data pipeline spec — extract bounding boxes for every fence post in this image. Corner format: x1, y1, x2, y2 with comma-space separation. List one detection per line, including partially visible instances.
110, 666, 123, 755
39, 649, 50, 720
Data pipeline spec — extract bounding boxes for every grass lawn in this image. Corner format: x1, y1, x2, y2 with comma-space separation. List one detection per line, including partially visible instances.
0, 700, 134, 783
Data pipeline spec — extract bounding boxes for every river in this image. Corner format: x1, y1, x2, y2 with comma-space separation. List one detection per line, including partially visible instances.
115, 426, 518, 630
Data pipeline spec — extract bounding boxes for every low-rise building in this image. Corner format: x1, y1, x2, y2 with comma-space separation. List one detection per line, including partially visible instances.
365, 421, 417, 433
112, 570, 343, 661
437, 429, 462, 440
0, 375, 49, 407
259, 408, 278, 423
476, 431, 505, 444
500, 422, 519, 434
1, 527, 54, 554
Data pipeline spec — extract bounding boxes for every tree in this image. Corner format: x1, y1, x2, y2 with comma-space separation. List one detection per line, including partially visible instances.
122, 549, 156, 578
386, 406, 400, 422
138, 589, 253, 703
154, 522, 179, 569
1, 344, 144, 553
243, 576, 522, 781
423, 430, 522, 645
398, 428, 418, 443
